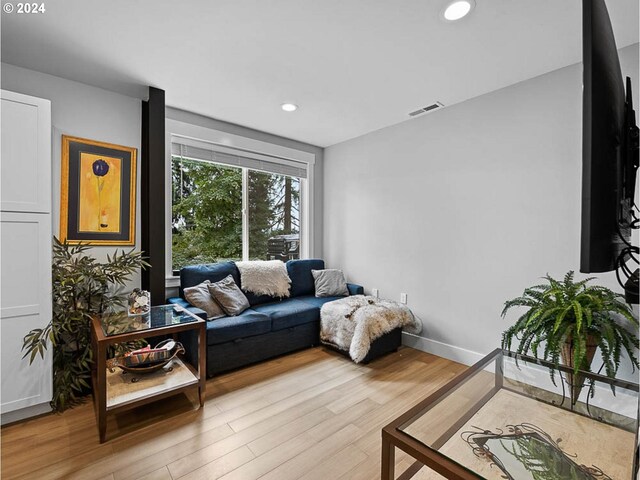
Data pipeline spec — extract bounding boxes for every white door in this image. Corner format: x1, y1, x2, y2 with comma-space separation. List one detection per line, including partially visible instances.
1, 90, 51, 213
0, 212, 53, 413
1, 89, 53, 419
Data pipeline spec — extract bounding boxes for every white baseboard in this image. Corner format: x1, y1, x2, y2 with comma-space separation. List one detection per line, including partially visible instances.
402, 332, 485, 366
1, 402, 51, 426
503, 357, 637, 418
402, 333, 636, 419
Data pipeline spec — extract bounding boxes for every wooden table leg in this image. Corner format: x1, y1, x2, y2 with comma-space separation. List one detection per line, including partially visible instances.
382, 435, 395, 480
198, 322, 206, 407
97, 340, 107, 443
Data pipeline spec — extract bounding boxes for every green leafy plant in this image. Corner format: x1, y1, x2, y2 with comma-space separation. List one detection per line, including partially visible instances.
22, 238, 149, 412
501, 271, 638, 401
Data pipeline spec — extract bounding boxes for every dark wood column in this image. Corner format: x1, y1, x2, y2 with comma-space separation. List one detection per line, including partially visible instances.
141, 87, 166, 305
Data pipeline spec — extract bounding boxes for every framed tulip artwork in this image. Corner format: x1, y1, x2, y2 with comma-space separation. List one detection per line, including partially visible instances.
60, 135, 137, 245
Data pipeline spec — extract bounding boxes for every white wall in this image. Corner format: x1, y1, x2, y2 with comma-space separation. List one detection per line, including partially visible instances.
323, 45, 639, 374
1, 63, 143, 289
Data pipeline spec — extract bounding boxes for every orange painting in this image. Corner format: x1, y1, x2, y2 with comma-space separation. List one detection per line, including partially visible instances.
60, 135, 136, 245
78, 153, 122, 233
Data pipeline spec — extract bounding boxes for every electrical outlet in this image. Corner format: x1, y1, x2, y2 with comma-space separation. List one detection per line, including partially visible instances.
400, 293, 407, 304
372, 288, 379, 298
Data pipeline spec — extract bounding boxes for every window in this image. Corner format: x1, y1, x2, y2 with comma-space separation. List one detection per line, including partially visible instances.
170, 142, 305, 272
172, 158, 243, 270
248, 170, 300, 261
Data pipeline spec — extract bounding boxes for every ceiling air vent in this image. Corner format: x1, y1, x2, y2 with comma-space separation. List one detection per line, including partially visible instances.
408, 102, 444, 117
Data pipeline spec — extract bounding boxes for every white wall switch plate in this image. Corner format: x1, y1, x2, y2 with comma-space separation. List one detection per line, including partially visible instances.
372, 288, 379, 298
400, 293, 407, 304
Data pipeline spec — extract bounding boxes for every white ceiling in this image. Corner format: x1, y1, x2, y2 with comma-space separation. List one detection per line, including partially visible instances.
2, 0, 638, 147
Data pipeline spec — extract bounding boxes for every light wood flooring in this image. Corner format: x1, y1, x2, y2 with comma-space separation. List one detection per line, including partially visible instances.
1, 346, 466, 480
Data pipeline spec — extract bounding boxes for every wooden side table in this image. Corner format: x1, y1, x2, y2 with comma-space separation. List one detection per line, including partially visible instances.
90, 305, 206, 443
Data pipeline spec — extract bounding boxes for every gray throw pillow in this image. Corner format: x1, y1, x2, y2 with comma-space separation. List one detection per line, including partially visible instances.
312, 269, 349, 298
207, 275, 250, 316
183, 280, 226, 320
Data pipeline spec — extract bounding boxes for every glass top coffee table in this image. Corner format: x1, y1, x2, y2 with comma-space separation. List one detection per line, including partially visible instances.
382, 349, 639, 480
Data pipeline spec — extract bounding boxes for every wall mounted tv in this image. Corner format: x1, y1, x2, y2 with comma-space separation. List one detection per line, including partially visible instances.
580, 0, 639, 288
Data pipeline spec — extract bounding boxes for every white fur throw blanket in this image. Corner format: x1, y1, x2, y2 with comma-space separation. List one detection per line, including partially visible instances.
236, 260, 291, 298
320, 295, 422, 363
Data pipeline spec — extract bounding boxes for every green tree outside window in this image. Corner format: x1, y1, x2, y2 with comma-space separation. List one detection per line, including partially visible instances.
171, 157, 300, 271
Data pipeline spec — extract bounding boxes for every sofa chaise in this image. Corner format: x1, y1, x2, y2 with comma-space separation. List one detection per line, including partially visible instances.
168, 259, 363, 377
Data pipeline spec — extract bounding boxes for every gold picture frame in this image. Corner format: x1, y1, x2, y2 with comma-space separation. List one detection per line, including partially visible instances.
60, 135, 137, 246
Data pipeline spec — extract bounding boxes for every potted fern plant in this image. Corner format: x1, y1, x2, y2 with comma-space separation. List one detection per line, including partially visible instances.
501, 271, 639, 405
22, 238, 149, 412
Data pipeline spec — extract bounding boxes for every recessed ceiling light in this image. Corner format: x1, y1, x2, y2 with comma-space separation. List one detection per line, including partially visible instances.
281, 103, 298, 112
442, 0, 474, 21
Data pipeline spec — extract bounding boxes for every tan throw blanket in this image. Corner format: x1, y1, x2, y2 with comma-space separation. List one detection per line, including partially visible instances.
320, 295, 422, 363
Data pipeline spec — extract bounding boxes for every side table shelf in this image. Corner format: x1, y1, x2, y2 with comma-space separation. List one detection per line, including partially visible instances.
106, 357, 199, 411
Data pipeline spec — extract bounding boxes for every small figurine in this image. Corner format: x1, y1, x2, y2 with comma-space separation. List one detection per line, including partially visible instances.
128, 289, 150, 316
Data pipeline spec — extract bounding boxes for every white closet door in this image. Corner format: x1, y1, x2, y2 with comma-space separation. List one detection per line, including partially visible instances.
1, 88, 53, 419
0, 212, 53, 412
1, 90, 51, 213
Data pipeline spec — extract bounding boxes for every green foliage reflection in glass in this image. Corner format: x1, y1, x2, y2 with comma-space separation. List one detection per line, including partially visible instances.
487, 435, 592, 480
171, 157, 300, 270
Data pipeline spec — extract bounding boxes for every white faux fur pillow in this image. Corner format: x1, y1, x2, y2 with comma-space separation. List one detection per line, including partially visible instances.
236, 260, 291, 298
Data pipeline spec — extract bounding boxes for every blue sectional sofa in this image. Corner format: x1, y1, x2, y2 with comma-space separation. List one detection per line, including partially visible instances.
168, 259, 363, 377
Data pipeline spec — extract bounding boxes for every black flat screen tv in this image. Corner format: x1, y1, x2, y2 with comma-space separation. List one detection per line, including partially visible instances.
580, 0, 638, 274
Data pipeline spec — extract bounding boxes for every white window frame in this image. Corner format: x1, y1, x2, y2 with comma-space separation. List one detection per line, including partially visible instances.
165, 119, 315, 287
